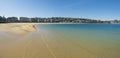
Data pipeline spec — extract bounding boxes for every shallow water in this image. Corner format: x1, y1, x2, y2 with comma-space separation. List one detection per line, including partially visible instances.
0, 24, 120, 58
37, 24, 120, 58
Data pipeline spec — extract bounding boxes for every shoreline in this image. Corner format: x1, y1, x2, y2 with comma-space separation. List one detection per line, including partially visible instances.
0, 23, 119, 35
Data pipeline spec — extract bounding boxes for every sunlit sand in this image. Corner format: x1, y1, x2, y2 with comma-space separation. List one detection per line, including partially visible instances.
0, 23, 37, 35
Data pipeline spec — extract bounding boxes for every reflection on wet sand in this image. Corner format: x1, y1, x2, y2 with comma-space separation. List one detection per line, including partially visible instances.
0, 31, 95, 58
0, 33, 53, 58
0, 34, 93, 58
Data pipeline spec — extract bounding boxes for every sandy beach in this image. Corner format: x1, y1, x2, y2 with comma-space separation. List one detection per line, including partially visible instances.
0, 23, 55, 58
0, 23, 37, 35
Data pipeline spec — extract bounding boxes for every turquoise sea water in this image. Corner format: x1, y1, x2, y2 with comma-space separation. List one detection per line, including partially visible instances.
37, 24, 120, 58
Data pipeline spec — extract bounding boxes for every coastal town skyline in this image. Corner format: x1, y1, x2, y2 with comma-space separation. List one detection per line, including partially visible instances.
0, 0, 120, 20
0, 16, 120, 24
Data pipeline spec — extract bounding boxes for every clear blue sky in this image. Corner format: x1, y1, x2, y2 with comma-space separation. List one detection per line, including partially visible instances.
0, 0, 120, 20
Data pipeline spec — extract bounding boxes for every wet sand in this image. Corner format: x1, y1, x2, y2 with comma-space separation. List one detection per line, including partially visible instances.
0, 23, 55, 58
0, 23, 119, 58
0, 23, 94, 58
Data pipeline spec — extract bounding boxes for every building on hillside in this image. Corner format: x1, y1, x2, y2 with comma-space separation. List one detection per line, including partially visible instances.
20, 17, 31, 22
31, 17, 39, 22
7, 17, 18, 22
0, 16, 7, 23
